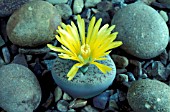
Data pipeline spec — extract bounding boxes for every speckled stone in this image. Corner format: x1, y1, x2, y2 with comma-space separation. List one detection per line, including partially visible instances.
111, 2, 169, 59
45, 55, 116, 99
127, 79, 170, 112
0, 0, 38, 17
6, 1, 61, 47
0, 64, 41, 112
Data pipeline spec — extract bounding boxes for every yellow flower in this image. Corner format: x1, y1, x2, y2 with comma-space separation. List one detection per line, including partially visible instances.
47, 15, 122, 80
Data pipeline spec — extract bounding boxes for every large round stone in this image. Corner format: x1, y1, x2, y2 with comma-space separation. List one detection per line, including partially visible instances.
0, 64, 41, 112
127, 79, 170, 112
6, 1, 61, 47
111, 2, 169, 59
0, 0, 38, 17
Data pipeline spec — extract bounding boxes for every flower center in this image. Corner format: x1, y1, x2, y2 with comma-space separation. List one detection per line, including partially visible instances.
81, 44, 91, 60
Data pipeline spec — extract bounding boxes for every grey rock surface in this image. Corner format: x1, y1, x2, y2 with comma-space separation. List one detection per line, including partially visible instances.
0, 0, 38, 17
55, 4, 72, 20
6, 1, 61, 47
0, 64, 41, 112
127, 79, 170, 112
111, 2, 169, 59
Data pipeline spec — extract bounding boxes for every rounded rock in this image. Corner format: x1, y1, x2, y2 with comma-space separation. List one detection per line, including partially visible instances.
73, 0, 84, 14
0, 0, 38, 17
6, 1, 61, 47
0, 64, 41, 112
111, 2, 169, 59
55, 4, 72, 20
127, 79, 170, 112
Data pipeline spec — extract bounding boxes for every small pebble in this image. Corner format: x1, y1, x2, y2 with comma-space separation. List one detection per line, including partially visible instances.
57, 100, 69, 112
69, 99, 87, 108
110, 92, 119, 102
81, 105, 98, 112
129, 59, 141, 66
0, 19, 8, 42
118, 90, 126, 102
165, 63, 170, 78
19, 46, 50, 54
81, 8, 91, 19
117, 74, 128, 82
147, 61, 167, 81
2, 47, 10, 63
159, 49, 168, 65
95, 11, 111, 25
63, 93, 72, 101
10, 44, 18, 55
54, 86, 63, 102
91, 8, 99, 14
126, 72, 136, 81
133, 66, 143, 78
33, 58, 43, 76
26, 55, 33, 62
97, 1, 113, 12
67, 0, 73, 6
85, 0, 101, 8
93, 90, 112, 109
116, 68, 127, 74
0, 35, 5, 47
42, 93, 54, 108
12, 54, 28, 67
43, 52, 58, 60
73, 0, 84, 14
159, 10, 169, 22
111, 54, 129, 68
109, 100, 119, 110
67, 109, 76, 112
55, 4, 72, 20
143, 60, 154, 69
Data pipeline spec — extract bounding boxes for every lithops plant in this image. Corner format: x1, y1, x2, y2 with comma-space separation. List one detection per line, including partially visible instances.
46, 15, 122, 98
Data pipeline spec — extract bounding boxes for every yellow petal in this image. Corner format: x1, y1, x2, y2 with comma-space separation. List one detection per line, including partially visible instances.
67, 63, 84, 80
88, 18, 102, 47
61, 22, 66, 29
93, 41, 122, 58
91, 61, 112, 74
47, 44, 67, 53
66, 25, 81, 49
86, 16, 96, 44
77, 15, 85, 44
107, 32, 118, 42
